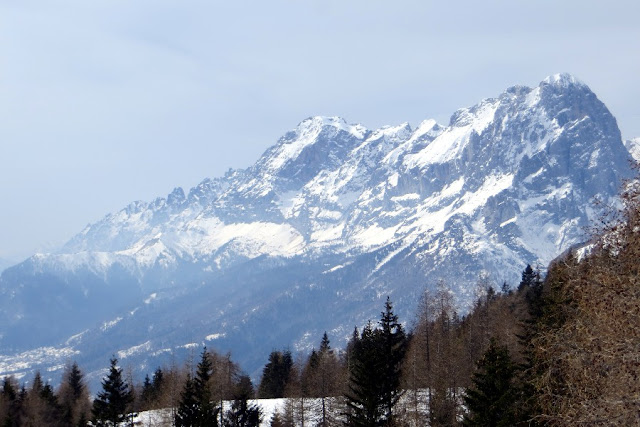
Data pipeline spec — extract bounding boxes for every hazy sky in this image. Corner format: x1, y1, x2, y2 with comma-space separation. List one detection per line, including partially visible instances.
0, 0, 638, 260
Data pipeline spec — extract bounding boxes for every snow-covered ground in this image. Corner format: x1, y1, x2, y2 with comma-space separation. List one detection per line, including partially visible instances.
130, 392, 434, 426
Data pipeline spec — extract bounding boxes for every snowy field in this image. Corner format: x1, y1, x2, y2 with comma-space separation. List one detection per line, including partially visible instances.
129, 392, 433, 426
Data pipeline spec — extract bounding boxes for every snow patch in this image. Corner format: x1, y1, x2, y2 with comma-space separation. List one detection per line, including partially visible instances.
117, 341, 152, 359
205, 333, 226, 341
101, 317, 123, 332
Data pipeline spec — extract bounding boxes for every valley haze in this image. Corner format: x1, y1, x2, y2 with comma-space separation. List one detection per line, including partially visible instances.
0, 74, 635, 390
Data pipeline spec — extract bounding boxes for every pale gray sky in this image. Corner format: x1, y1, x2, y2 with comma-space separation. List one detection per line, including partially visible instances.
0, 0, 638, 260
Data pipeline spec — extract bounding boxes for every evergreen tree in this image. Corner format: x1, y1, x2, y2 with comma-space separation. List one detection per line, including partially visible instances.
176, 373, 199, 427
139, 367, 165, 411
519, 264, 544, 319
92, 358, 133, 427
1, 377, 20, 427
193, 347, 219, 426
345, 321, 384, 426
378, 297, 407, 424
58, 361, 90, 427
345, 298, 407, 426
319, 331, 331, 354
517, 264, 537, 291
515, 263, 546, 426
223, 375, 261, 427
140, 374, 153, 406
152, 368, 164, 396
258, 350, 293, 399
463, 338, 517, 427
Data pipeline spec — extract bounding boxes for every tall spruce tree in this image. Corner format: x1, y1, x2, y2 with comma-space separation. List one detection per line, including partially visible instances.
378, 297, 407, 423
176, 373, 198, 427
258, 350, 293, 399
194, 347, 219, 426
140, 375, 153, 409
463, 338, 517, 427
345, 298, 406, 426
92, 358, 133, 427
345, 321, 384, 426
1, 377, 20, 427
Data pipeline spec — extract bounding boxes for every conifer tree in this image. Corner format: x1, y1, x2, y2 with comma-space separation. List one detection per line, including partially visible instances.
378, 297, 407, 423
463, 338, 517, 426
223, 375, 261, 427
58, 361, 91, 427
92, 358, 133, 427
319, 331, 330, 353
176, 373, 199, 427
1, 377, 20, 427
140, 374, 153, 409
193, 347, 219, 426
345, 321, 384, 426
152, 367, 164, 392
258, 350, 293, 399
345, 298, 407, 426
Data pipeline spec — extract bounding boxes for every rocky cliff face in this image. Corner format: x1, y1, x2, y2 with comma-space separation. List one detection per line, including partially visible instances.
0, 74, 633, 385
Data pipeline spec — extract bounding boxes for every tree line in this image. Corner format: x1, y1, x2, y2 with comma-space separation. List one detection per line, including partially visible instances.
2, 181, 639, 425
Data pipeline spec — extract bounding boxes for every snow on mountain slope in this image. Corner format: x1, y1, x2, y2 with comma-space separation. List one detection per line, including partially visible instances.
625, 137, 640, 162
0, 73, 633, 386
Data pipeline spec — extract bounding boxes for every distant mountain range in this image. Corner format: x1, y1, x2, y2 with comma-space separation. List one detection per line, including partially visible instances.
0, 73, 635, 387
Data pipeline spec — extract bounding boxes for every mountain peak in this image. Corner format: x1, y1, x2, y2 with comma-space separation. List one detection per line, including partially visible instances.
295, 116, 367, 139
167, 187, 185, 206
541, 72, 587, 89
255, 116, 368, 180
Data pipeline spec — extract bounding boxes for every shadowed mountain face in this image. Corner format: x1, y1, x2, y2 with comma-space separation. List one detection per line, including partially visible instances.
0, 74, 633, 387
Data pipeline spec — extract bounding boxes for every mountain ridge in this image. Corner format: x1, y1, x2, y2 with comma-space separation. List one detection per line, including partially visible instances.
0, 73, 633, 386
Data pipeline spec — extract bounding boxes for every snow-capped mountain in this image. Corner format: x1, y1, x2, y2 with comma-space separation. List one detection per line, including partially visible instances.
0, 73, 633, 386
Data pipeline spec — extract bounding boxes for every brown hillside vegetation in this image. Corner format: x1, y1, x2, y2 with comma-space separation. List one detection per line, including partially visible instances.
532, 180, 640, 425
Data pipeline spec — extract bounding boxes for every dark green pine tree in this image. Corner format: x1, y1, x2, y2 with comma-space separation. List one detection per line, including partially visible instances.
92, 358, 133, 427
152, 368, 164, 395
463, 338, 518, 427
39, 380, 62, 425
66, 362, 85, 400
345, 299, 407, 427
175, 373, 199, 427
518, 264, 536, 290
518, 264, 544, 318
515, 263, 546, 425
140, 375, 153, 409
2, 377, 20, 427
194, 347, 219, 426
345, 321, 384, 427
223, 375, 261, 427
319, 331, 331, 354
378, 297, 407, 424
140, 367, 164, 411
257, 350, 293, 399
